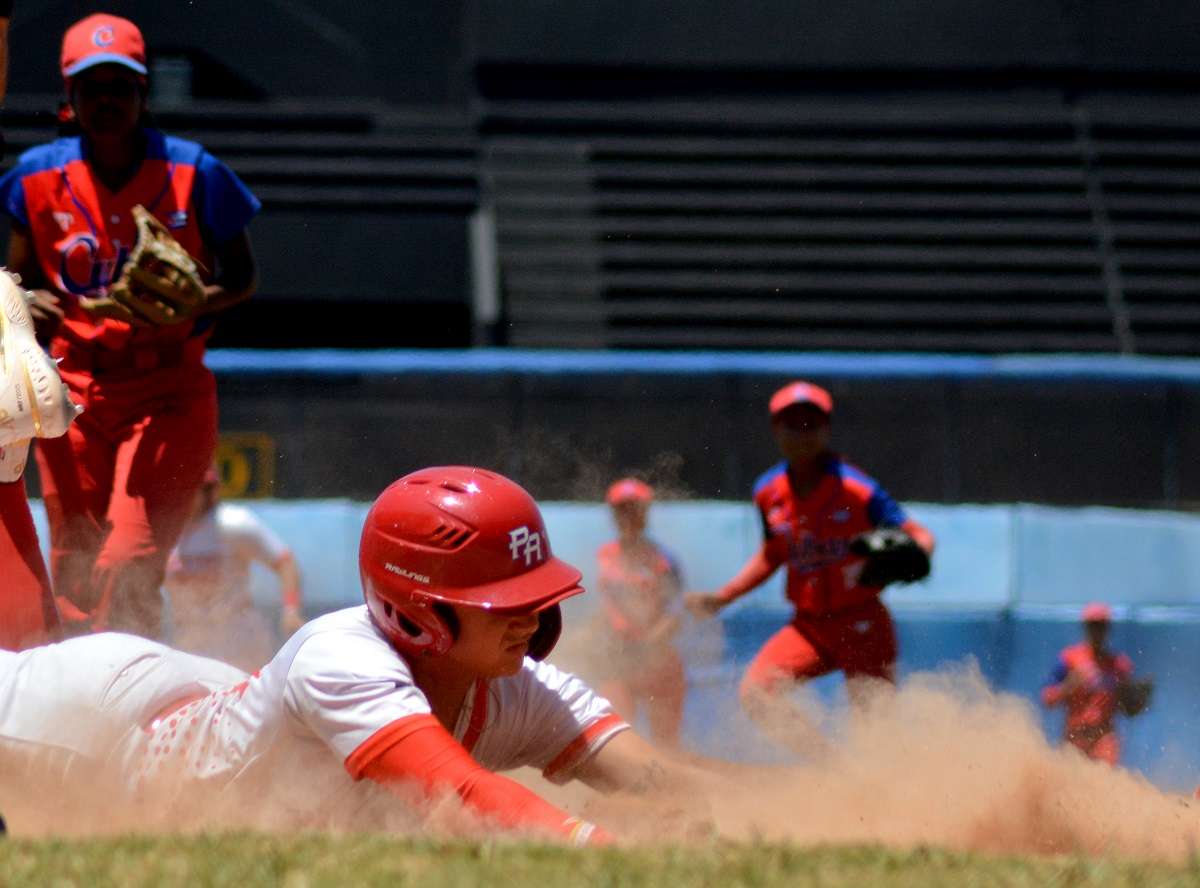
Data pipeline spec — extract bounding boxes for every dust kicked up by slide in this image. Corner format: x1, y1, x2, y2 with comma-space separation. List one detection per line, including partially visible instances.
569, 663, 1200, 860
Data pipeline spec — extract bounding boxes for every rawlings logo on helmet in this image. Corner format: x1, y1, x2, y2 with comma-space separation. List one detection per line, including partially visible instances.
507, 526, 544, 566
384, 562, 430, 584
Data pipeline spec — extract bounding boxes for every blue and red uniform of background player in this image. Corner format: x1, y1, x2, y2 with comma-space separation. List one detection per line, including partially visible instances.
687, 381, 935, 717
1041, 602, 1134, 766
0, 14, 259, 637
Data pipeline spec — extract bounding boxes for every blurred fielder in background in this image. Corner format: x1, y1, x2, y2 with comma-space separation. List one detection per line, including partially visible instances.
0, 13, 260, 637
592, 478, 686, 748
164, 468, 304, 671
687, 381, 934, 747
1041, 602, 1152, 766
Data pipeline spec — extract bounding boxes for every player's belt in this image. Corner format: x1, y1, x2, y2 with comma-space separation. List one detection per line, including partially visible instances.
54, 338, 205, 376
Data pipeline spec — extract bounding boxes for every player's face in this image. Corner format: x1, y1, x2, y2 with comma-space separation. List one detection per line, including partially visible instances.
1084, 619, 1110, 649
446, 605, 541, 677
772, 404, 831, 464
72, 65, 144, 138
612, 502, 648, 541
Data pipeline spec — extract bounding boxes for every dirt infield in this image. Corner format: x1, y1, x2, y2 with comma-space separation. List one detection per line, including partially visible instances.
6, 652, 1199, 860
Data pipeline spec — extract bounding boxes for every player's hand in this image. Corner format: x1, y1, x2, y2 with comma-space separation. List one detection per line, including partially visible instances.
280, 606, 305, 637
78, 293, 150, 326
26, 289, 64, 340
684, 592, 726, 620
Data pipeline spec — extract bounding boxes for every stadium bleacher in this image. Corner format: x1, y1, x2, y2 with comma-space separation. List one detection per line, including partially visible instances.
4, 90, 1200, 354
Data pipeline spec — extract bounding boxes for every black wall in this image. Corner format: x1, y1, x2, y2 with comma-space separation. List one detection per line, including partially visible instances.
176, 366, 1195, 507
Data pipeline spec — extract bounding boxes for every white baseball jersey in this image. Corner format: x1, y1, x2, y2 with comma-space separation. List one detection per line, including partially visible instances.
166, 503, 289, 606
0, 606, 626, 831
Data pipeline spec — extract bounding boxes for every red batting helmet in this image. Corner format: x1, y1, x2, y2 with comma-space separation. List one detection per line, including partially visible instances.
359, 466, 583, 659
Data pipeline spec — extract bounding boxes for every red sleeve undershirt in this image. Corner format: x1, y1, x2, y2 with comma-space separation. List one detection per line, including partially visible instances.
346, 713, 611, 846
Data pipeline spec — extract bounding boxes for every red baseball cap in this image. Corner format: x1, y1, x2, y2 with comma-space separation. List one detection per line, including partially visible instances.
769, 380, 834, 417
606, 478, 654, 505
1081, 602, 1113, 623
61, 14, 148, 80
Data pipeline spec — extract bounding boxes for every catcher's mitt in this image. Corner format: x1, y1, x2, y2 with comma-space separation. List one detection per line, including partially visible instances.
81, 205, 206, 325
850, 527, 931, 587
1117, 677, 1154, 717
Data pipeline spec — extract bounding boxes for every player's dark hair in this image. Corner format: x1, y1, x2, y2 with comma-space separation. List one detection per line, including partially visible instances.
433, 603, 460, 641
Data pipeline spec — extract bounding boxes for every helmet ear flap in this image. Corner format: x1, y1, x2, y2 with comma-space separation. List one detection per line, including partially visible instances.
527, 604, 563, 661
364, 582, 455, 656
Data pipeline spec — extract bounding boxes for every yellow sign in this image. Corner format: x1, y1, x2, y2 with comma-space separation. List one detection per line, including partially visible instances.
214, 433, 276, 498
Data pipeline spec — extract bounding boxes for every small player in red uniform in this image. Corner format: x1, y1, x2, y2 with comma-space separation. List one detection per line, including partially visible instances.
687, 381, 934, 741
593, 478, 686, 747
1040, 602, 1138, 766
0, 14, 260, 637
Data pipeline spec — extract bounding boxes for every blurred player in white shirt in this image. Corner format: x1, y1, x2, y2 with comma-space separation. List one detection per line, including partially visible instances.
0, 466, 730, 844
164, 468, 304, 670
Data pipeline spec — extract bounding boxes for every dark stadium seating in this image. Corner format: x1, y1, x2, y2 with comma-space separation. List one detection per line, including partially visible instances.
4, 92, 1200, 354
481, 95, 1200, 353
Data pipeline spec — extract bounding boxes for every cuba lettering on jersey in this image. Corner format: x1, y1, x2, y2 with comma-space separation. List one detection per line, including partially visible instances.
753, 456, 908, 614
0, 128, 260, 351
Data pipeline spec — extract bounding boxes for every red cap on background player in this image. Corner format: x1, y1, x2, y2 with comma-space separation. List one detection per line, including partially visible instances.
1082, 602, 1113, 623
769, 380, 834, 417
61, 13, 148, 80
606, 478, 654, 506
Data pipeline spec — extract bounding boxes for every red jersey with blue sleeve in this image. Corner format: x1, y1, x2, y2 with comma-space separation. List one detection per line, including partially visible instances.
0, 128, 260, 354
1041, 643, 1133, 736
752, 455, 918, 614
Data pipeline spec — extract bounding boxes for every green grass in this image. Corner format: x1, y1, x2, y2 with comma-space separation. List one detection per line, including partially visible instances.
3, 836, 1200, 887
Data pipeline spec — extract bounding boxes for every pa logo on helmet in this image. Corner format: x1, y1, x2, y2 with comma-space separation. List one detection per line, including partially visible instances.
508, 526, 544, 566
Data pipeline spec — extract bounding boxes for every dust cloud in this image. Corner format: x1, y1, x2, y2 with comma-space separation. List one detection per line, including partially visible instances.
540, 662, 1200, 861
7, 640, 1199, 861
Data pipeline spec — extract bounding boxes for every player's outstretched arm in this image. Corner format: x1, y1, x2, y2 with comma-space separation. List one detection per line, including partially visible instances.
684, 543, 779, 619
1040, 659, 1079, 707
273, 551, 305, 635
354, 714, 612, 846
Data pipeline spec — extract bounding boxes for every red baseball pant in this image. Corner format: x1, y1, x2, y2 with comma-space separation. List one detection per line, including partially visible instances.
0, 478, 60, 650
34, 363, 217, 637
739, 597, 897, 706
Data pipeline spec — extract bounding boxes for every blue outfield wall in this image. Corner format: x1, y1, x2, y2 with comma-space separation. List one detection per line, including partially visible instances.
28, 498, 1200, 785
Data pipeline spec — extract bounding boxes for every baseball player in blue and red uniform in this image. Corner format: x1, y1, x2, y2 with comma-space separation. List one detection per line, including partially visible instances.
1041, 602, 1140, 766
687, 381, 935, 737
0, 14, 260, 637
